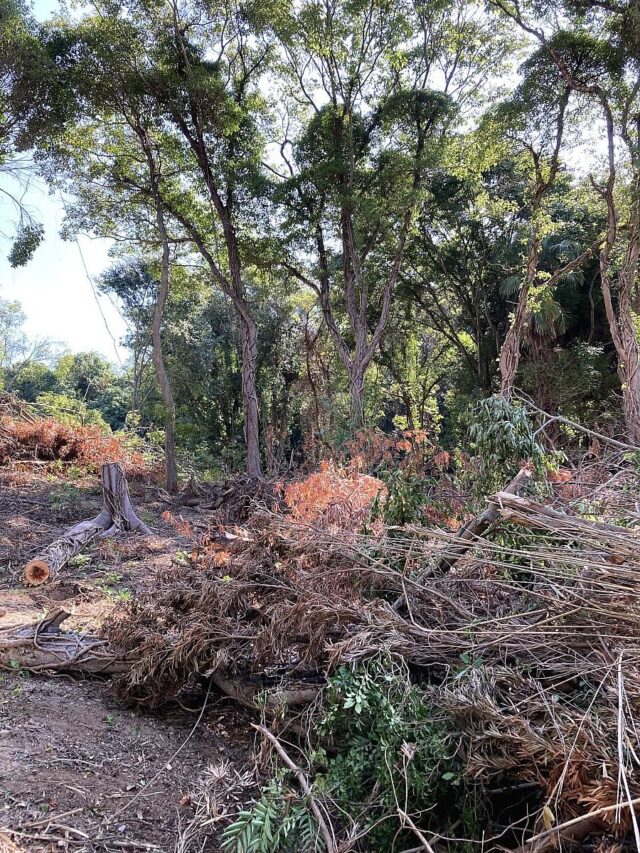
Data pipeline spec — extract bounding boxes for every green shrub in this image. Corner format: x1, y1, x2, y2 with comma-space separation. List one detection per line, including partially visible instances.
221, 779, 324, 852
315, 656, 470, 850
466, 395, 552, 495
35, 392, 111, 430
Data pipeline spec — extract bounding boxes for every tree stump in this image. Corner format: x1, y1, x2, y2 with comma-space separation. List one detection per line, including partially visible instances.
23, 463, 150, 586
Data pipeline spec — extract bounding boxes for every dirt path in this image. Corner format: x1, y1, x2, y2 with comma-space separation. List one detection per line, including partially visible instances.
0, 469, 256, 852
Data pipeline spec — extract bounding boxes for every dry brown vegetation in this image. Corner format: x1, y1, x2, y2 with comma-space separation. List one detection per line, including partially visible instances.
2, 404, 640, 851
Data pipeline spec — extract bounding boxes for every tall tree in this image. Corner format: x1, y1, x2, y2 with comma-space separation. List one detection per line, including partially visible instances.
274, 0, 512, 426
493, 0, 640, 438
5, 0, 272, 477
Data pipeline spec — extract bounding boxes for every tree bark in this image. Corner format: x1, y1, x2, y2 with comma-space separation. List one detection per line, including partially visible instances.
597, 99, 640, 444
0, 610, 129, 675
348, 366, 366, 430
23, 463, 150, 586
151, 197, 178, 493
499, 238, 541, 398
238, 309, 262, 478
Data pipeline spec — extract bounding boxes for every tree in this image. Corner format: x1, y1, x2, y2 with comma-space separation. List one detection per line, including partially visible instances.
274, 0, 513, 427
492, 0, 640, 439
488, 42, 605, 398
0, 0, 45, 265
4, 0, 273, 478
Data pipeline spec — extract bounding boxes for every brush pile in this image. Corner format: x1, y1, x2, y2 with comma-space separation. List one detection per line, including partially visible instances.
104, 455, 640, 849
0, 393, 160, 478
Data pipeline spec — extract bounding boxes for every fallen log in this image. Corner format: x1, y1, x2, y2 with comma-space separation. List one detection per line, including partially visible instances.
0, 610, 129, 675
393, 466, 532, 611
0, 612, 320, 708
493, 490, 639, 559
23, 462, 150, 586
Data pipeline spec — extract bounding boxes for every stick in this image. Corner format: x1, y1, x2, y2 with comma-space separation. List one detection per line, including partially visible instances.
397, 810, 437, 852
252, 724, 335, 853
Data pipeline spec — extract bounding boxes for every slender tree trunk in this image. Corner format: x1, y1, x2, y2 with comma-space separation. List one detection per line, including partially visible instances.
348, 365, 366, 430
237, 308, 262, 478
601, 257, 640, 444
615, 318, 640, 445
597, 99, 640, 444
499, 237, 540, 399
152, 201, 178, 493
134, 121, 178, 493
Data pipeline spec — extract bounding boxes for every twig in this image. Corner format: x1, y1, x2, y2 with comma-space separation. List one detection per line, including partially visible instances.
397, 810, 436, 852
252, 723, 336, 853
521, 795, 640, 848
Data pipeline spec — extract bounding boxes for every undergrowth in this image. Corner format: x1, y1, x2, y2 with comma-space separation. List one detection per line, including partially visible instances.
222, 656, 474, 852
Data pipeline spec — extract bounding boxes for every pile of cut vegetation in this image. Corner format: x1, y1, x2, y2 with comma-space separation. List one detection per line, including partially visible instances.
99, 457, 640, 852
0, 393, 161, 479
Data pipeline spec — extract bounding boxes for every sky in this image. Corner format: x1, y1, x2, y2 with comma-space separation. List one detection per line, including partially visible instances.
0, 0, 128, 365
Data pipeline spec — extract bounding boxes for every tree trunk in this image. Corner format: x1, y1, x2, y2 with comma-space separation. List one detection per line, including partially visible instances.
238, 310, 262, 478
151, 192, 178, 493
0, 610, 129, 674
348, 366, 366, 430
608, 305, 640, 445
23, 463, 150, 586
499, 238, 540, 399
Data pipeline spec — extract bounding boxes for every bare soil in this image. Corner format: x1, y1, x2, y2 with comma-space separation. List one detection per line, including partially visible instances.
0, 469, 256, 852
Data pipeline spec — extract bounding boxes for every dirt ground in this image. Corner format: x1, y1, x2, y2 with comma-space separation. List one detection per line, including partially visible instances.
0, 469, 257, 852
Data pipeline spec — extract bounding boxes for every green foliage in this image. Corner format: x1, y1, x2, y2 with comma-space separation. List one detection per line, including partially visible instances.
221, 779, 324, 853
36, 392, 111, 429
374, 468, 426, 526
315, 656, 468, 849
520, 343, 618, 427
467, 395, 548, 493
7, 221, 44, 267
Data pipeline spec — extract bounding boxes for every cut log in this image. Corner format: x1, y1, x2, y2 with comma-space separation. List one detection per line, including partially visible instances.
392, 466, 532, 611
23, 462, 150, 586
0, 610, 129, 675
493, 490, 639, 557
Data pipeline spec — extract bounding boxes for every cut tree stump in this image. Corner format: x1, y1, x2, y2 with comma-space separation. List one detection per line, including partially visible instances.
0, 610, 129, 675
23, 462, 150, 586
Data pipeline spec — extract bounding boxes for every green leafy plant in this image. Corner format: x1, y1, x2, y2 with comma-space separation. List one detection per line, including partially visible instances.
466, 395, 551, 495
315, 656, 470, 850
373, 469, 426, 526
221, 779, 324, 852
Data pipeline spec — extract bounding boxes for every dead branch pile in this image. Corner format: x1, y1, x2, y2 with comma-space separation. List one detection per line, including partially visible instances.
0, 398, 161, 479
105, 459, 640, 848
175, 474, 284, 523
